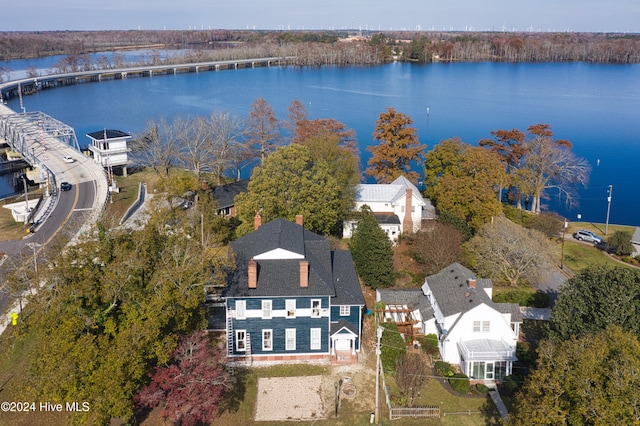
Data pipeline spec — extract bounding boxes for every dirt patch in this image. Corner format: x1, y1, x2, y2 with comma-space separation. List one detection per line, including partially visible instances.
253, 364, 376, 422
255, 376, 326, 421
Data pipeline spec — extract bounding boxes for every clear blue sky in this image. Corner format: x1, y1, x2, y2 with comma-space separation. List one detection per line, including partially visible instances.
5, 0, 639, 33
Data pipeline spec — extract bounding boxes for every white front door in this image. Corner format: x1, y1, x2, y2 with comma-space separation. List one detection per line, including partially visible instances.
335, 338, 350, 351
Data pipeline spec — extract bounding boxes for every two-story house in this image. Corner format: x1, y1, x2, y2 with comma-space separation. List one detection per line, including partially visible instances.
343, 176, 435, 241
87, 129, 131, 177
224, 215, 366, 365
377, 263, 521, 381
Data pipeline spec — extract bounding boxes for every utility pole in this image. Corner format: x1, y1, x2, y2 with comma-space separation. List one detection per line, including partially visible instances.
374, 326, 383, 424
605, 185, 612, 236
561, 219, 568, 270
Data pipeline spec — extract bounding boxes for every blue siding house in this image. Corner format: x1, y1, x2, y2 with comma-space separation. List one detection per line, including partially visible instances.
224, 216, 365, 365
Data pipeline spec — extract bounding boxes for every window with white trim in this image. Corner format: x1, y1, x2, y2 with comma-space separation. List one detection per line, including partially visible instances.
286, 299, 296, 318
262, 329, 273, 351
235, 300, 246, 320
311, 299, 321, 318
339, 305, 350, 316
236, 330, 246, 352
285, 328, 296, 350
262, 300, 272, 319
473, 320, 490, 332
310, 328, 321, 350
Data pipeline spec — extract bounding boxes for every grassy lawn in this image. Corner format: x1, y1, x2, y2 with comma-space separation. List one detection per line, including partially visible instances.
0, 327, 70, 426
565, 222, 635, 239
0, 187, 46, 242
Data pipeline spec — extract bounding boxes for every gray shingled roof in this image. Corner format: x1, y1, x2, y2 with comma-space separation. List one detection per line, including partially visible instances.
494, 303, 523, 323
421, 262, 493, 318
225, 219, 364, 307
212, 179, 249, 209
376, 288, 434, 321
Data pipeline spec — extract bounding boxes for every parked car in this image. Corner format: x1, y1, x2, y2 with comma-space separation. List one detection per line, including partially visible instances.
60, 182, 72, 192
63, 155, 74, 163
573, 229, 603, 244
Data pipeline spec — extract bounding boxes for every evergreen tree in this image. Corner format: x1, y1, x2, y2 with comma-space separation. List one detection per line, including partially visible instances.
349, 206, 395, 289
549, 265, 640, 340
234, 144, 343, 236
607, 230, 634, 256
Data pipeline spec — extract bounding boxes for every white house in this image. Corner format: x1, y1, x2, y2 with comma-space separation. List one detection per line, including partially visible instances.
87, 129, 132, 176
377, 263, 521, 381
343, 176, 435, 241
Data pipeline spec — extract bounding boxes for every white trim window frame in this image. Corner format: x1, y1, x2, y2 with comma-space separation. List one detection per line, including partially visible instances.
262, 329, 273, 351
339, 305, 350, 316
311, 299, 321, 318
235, 300, 246, 320
473, 320, 490, 332
286, 299, 296, 319
262, 300, 272, 319
236, 330, 247, 352
310, 328, 321, 350
285, 328, 296, 351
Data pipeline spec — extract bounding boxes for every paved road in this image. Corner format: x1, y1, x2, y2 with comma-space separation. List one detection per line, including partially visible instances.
0, 109, 108, 318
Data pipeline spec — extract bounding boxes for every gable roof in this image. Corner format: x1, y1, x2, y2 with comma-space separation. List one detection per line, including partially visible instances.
212, 179, 249, 209
356, 175, 426, 206
225, 219, 364, 306
421, 262, 493, 318
331, 319, 359, 337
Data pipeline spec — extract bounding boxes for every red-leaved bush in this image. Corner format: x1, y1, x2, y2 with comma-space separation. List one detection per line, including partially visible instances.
135, 331, 230, 426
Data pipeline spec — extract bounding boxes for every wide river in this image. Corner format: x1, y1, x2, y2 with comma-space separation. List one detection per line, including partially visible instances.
2, 59, 639, 226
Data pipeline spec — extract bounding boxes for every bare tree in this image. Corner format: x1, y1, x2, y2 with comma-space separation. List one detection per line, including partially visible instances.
395, 352, 428, 406
133, 117, 182, 177
406, 221, 464, 275
246, 97, 282, 165
464, 216, 555, 287
178, 115, 213, 179
206, 111, 246, 185
521, 124, 590, 213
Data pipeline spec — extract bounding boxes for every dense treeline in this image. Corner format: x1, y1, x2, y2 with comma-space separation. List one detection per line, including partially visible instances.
1, 30, 639, 65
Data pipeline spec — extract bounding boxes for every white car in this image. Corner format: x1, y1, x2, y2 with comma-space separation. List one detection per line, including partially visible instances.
63, 155, 74, 163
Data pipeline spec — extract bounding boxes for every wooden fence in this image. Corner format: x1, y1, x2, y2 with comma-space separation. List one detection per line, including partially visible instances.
390, 406, 441, 419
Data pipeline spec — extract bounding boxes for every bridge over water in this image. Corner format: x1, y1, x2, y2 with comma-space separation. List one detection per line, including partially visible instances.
0, 56, 290, 102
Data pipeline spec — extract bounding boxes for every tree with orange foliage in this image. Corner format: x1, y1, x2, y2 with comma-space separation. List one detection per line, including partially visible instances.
287, 99, 358, 154
366, 107, 426, 184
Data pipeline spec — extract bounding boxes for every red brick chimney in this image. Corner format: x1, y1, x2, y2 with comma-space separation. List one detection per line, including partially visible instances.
467, 278, 476, 289
248, 259, 257, 289
254, 212, 262, 230
300, 260, 309, 288
402, 188, 413, 234
295, 214, 303, 226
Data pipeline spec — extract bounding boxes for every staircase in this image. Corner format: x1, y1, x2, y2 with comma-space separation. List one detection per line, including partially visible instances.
226, 312, 234, 357
245, 333, 252, 366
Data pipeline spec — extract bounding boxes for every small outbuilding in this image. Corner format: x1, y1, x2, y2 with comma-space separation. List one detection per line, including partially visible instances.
87, 129, 131, 177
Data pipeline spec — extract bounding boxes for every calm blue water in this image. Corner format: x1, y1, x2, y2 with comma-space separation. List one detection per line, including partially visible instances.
2, 61, 639, 226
